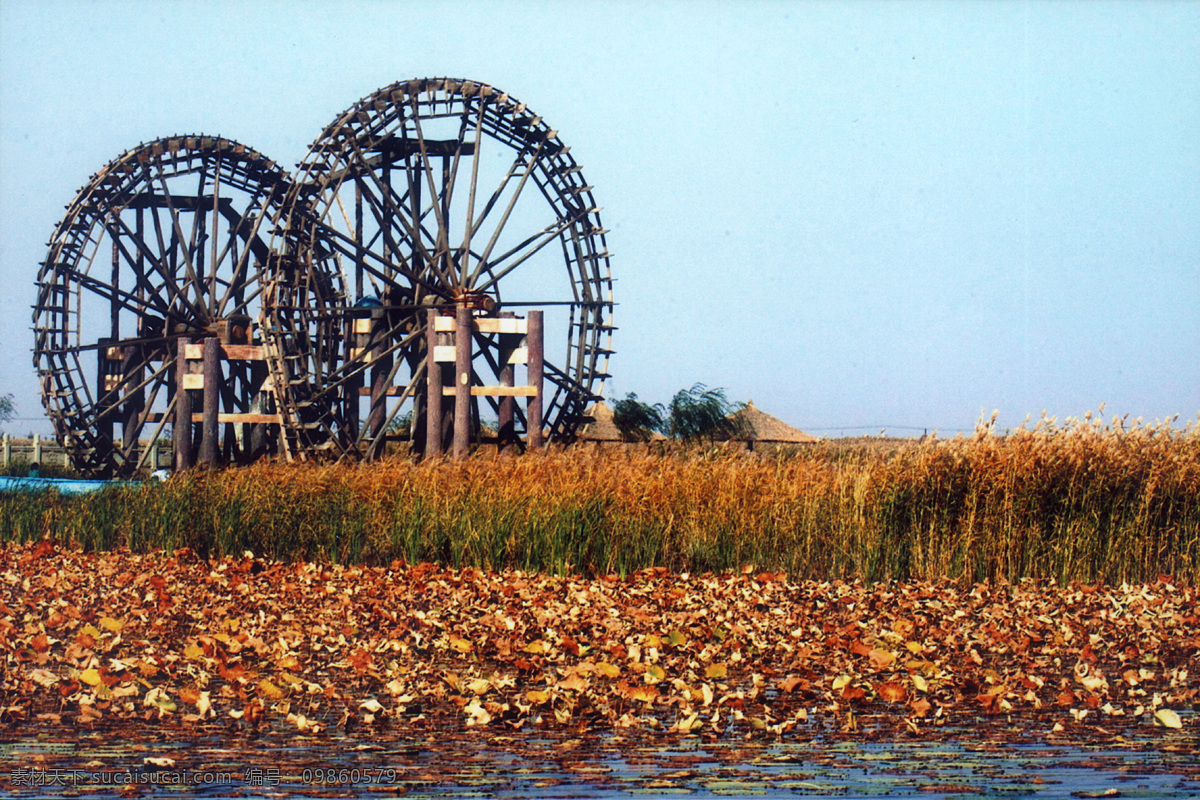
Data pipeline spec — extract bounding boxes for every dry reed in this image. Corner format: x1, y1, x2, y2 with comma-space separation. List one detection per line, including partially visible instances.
2, 412, 1197, 584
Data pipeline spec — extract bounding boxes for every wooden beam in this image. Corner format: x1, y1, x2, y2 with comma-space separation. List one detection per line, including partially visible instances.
199, 337, 220, 467
183, 343, 268, 361
432, 315, 526, 335
425, 308, 443, 458
433, 344, 526, 364
453, 306, 471, 459
190, 412, 283, 424
173, 337, 192, 470
527, 310, 544, 450
358, 386, 420, 396
442, 386, 538, 397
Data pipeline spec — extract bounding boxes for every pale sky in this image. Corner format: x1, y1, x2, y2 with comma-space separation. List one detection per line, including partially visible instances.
1, 0, 1197, 437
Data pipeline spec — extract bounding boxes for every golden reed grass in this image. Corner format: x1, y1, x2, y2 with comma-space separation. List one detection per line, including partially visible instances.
2, 412, 1197, 584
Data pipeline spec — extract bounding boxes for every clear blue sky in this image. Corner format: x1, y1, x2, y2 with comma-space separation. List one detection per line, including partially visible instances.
1, 0, 1197, 438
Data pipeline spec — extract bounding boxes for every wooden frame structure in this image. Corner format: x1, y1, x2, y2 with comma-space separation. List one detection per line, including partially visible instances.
32, 79, 613, 475
424, 309, 544, 458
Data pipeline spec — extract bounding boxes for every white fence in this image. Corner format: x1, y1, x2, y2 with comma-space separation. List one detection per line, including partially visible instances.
0, 435, 172, 471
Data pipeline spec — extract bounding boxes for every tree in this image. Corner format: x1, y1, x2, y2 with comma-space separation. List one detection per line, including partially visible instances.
612, 393, 665, 442
0, 394, 14, 429
666, 384, 750, 442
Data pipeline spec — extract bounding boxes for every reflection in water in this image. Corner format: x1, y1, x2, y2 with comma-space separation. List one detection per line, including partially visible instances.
2, 719, 1198, 798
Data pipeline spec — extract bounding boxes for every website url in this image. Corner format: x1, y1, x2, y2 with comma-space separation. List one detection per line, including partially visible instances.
11, 768, 235, 787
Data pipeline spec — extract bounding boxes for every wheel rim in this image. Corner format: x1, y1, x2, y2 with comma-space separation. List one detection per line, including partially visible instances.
32, 136, 293, 476
269, 78, 615, 459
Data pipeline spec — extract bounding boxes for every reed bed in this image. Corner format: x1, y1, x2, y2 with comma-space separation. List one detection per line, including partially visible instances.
2, 413, 1197, 584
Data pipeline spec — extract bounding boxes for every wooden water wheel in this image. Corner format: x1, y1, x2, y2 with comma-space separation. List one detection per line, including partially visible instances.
266, 78, 615, 460
32, 136, 294, 476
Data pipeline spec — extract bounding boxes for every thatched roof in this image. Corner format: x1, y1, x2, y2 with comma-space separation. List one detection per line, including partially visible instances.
729, 401, 817, 443
577, 401, 665, 442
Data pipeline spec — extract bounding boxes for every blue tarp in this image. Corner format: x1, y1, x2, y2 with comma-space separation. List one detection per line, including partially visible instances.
0, 475, 136, 495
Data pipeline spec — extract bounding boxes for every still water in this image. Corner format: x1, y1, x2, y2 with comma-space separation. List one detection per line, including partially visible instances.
3, 718, 1197, 798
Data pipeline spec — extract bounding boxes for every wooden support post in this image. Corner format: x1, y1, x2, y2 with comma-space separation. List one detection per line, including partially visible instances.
248, 361, 269, 461
32, 434, 42, 466
2, 433, 9, 468
343, 317, 362, 450
367, 309, 393, 460
174, 337, 193, 470
453, 306, 472, 459
96, 337, 115, 446
497, 312, 516, 455
199, 337, 220, 467
527, 310, 544, 451
424, 309, 443, 458
121, 343, 145, 463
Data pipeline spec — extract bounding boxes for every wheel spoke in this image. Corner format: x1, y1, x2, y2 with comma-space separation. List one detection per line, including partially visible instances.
472, 214, 581, 295
466, 141, 545, 289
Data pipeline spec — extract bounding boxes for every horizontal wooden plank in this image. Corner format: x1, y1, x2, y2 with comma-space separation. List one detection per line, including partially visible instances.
432, 316, 527, 335
357, 386, 410, 396
222, 345, 269, 361
348, 348, 377, 363
433, 345, 526, 364
182, 374, 204, 390
190, 413, 282, 424
183, 344, 268, 361
354, 318, 373, 334
442, 386, 538, 397
476, 317, 526, 334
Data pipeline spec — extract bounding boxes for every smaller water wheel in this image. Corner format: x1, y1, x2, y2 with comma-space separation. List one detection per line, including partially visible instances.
266, 78, 616, 461
32, 136, 293, 476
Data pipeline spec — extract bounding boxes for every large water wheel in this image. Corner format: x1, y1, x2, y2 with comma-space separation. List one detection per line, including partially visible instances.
32, 136, 294, 476
266, 78, 615, 460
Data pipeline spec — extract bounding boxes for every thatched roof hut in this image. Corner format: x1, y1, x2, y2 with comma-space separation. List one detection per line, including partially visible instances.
729, 401, 817, 443
577, 401, 666, 443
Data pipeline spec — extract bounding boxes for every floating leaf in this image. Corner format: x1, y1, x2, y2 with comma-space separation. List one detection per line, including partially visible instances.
143, 687, 176, 715
596, 661, 621, 679
558, 673, 589, 692
29, 669, 58, 687
464, 699, 491, 726
869, 648, 896, 670
705, 663, 727, 679
877, 682, 907, 703
621, 682, 659, 704
98, 617, 123, 633
258, 679, 286, 700
79, 669, 103, 687
1154, 708, 1183, 729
